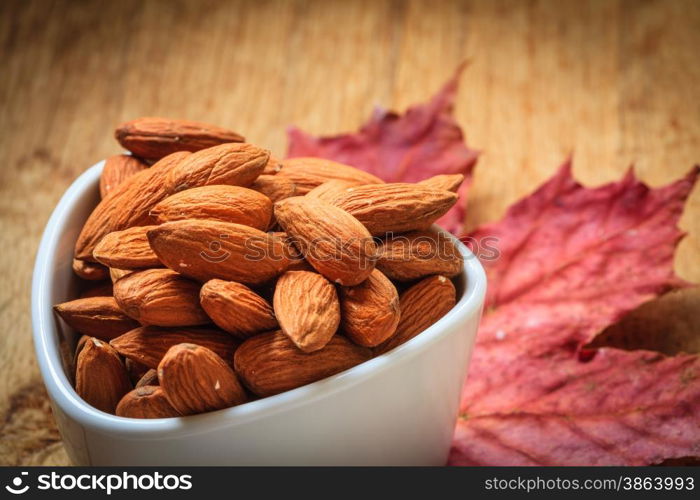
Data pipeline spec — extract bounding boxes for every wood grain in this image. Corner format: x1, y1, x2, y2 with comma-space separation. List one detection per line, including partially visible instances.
1, 0, 698, 465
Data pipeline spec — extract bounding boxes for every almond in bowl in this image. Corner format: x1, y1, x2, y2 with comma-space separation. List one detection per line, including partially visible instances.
33, 117, 486, 465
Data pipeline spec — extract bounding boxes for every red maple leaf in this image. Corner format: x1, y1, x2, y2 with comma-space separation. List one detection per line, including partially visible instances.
286, 68, 700, 465
286, 64, 479, 235
451, 163, 700, 465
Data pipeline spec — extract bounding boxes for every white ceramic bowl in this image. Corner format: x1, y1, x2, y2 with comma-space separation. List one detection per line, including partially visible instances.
32, 160, 487, 466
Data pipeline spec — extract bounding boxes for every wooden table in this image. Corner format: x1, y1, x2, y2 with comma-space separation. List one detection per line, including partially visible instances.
1, 0, 698, 465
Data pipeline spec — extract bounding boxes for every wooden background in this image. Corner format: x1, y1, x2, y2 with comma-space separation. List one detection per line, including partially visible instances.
1, 0, 698, 465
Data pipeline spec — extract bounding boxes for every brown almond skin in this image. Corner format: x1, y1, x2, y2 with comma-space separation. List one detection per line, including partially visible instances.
234, 331, 372, 397
72, 259, 109, 281
75, 151, 191, 261
274, 271, 340, 352
166, 143, 268, 193
93, 225, 161, 269
306, 179, 357, 202
417, 174, 464, 193
75, 337, 132, 414
158, 343, 247, 415
100, 154, 148, 198
148, 220, 290, 285
150, 185, 272, 230
113, 269, 210, 327
332, 183, 458, 236
278, 157, 383, 194
274, 197, 377, 286
200, 280, 277, 339
374, 275, 457, 355
54, 296, 139, 341
111, 326, 239, 369
339, 269, 400, 347
116, 386, 181, 418
115, 117, 244, 160
251, 174, 297, 203
376, 229, 463, 281
135, 368, 159, 388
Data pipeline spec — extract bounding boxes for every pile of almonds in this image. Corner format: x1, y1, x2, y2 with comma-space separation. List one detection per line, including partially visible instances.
54, 117, 464, 419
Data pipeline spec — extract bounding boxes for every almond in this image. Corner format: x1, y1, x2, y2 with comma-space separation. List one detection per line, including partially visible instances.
332, 183, 458, 235
251, 174, 297, 203
115, 117, 244, 160
76, 144, 269, 262
200, 279, 278, 339
274, 197, 376, 286
93, 226, 161, 269
72, 259, 109, 281
417, 173, 464, 193
54, 296, 139, 340
110, 326, 239, 369
158, 343, 247, 415
339, 269, 400, 347
150, 185, 272, 230
234, 331, 372, 397
74, 151, 191, 261
147, 220, 290, 285
374, 275, 456, 355
166, 143, 268, 193
116, 386, 181, 418
305, 179, 357, 202
376, 229, 463, 281
262, 155, 283, 175
99, 154, 148, 198
278, 157, 383, 194
75, 337, 132, 413
274, 271, 340, 352
113, 269, 210, 327
135, 368, 159, 388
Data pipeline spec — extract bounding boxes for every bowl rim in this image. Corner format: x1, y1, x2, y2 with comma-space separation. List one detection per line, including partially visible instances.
32, 161, 487, 438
